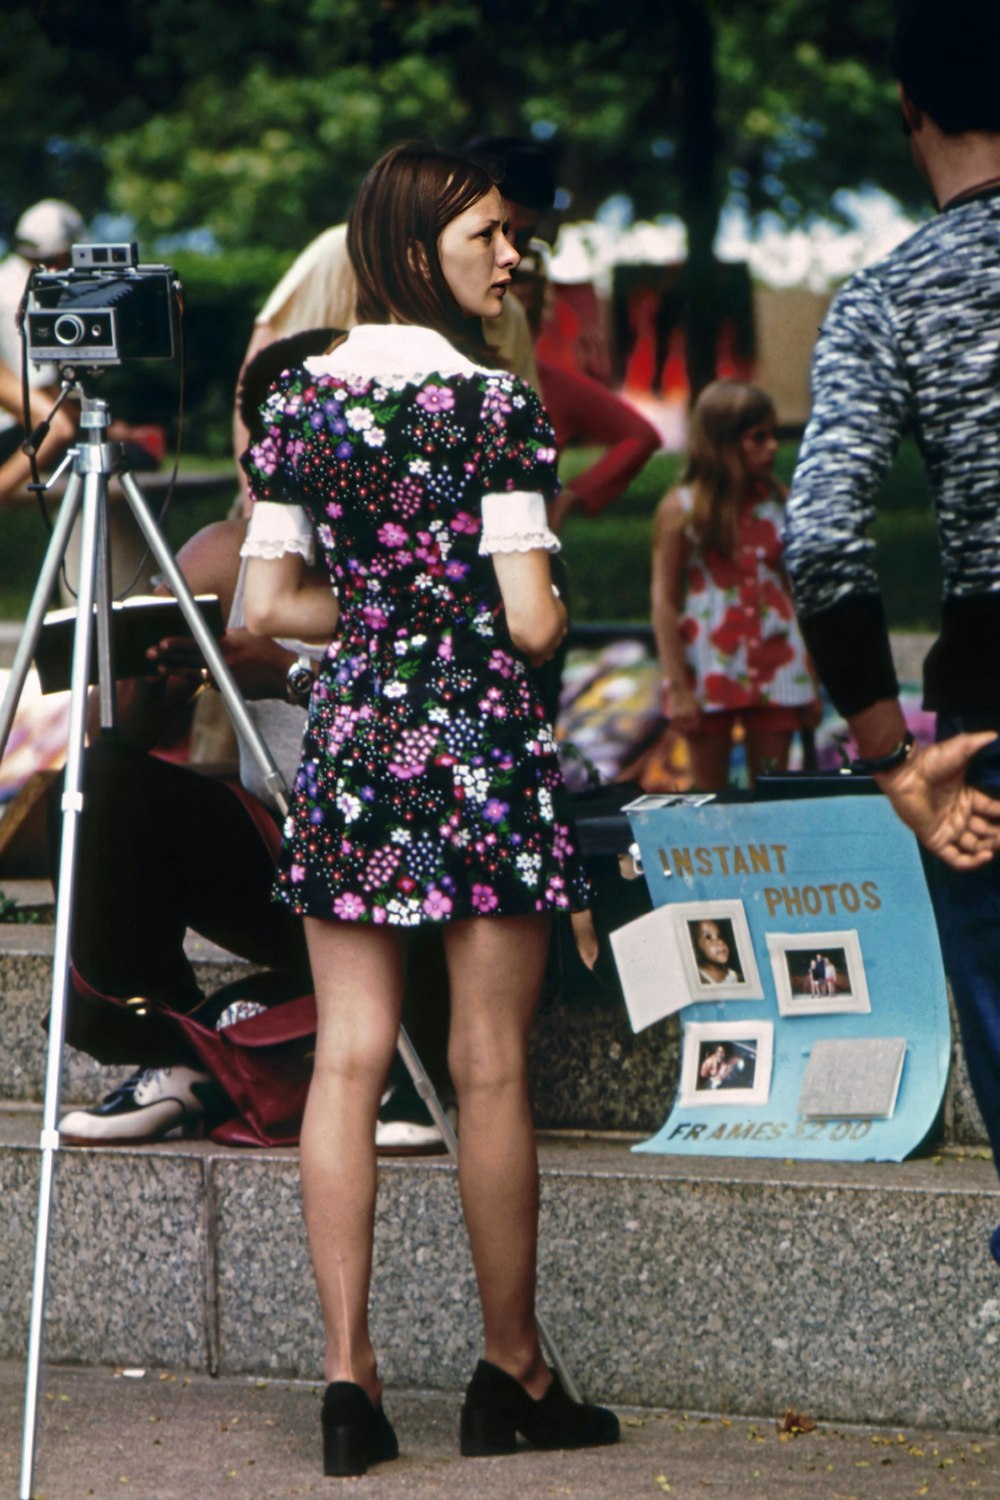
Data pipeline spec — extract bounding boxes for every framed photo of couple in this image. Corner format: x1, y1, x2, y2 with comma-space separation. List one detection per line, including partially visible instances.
766, 930, 871, 1017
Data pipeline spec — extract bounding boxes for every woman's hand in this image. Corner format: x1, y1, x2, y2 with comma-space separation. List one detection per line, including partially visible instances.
571, 907, 599, 970
663, 680, 701, 735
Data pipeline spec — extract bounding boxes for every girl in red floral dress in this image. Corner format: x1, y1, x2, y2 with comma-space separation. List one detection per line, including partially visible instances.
651, 379, 820, 790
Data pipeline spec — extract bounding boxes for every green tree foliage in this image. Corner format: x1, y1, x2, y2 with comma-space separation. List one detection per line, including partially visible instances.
713, 0, 914, 223
5, 1, 922, 251
2, 2, 927, 426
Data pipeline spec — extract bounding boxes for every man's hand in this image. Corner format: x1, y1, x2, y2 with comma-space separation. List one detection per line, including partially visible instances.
876, 734, 1000, 870
146, 629, 295, 701
547, 487, 580, 534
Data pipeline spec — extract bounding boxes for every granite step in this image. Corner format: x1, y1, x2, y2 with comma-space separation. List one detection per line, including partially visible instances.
2, 1112, 999, 1434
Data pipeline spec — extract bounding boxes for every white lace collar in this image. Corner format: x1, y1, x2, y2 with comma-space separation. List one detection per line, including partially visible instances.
304, 323, 495, 387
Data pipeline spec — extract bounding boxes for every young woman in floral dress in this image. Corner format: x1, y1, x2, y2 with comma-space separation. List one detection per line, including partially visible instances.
651, 379, 821, 790
241, 142, 618, 1476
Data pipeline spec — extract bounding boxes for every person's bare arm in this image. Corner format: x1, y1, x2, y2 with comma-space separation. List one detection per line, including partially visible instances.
89, 518, 303, 747
491, 548, 567, 665
244, 549, 340, 643
650, 492, 699, 731
0, 359, 25, 416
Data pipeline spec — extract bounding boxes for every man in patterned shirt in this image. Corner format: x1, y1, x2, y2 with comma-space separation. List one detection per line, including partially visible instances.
783, 0, 1000, 1255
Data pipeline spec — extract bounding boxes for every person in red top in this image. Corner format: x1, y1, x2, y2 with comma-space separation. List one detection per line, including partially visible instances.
509, 240, 660, 533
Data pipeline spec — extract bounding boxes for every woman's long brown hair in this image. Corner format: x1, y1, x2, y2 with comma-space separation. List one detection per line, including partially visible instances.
682, 380, 775, 557
347, 141, 502, 366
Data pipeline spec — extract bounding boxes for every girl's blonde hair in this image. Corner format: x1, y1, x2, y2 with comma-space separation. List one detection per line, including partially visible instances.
682, 379, 775, 557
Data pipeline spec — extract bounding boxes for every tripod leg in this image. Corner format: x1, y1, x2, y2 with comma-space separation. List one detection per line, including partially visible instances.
0, 471, 83, 761
91, 497, 118, 732
118, 469, 289, 813
394, 1025, 582, 1402
19, 470, 104, 1500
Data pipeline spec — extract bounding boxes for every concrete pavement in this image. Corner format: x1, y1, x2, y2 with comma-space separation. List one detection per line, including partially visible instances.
2, 1361, 998, 1500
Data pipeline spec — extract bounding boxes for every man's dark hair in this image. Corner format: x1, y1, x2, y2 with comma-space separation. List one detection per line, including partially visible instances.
463, 135, 556, 215
893, 0, 1000, 134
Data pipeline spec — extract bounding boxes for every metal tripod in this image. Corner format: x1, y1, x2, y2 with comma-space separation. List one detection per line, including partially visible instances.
2, 387, 578, 1498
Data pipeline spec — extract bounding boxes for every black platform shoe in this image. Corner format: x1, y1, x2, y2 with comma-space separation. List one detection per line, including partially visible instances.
321, 1381, 399, 1476
459, 1359, 620, 1457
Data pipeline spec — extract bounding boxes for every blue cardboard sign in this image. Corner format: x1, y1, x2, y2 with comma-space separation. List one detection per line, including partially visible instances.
618, 796, 950, 1162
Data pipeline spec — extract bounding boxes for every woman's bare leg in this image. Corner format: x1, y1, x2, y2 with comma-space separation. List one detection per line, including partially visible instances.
300, 916, 404, 1401
444, 912, 552, 1397
685, 730, 732, 791
744, 726, 794, 784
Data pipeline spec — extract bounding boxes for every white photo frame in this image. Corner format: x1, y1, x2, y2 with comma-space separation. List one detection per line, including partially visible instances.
766, 930, 871, 1017
673, 900, 764, 1002
608, 902, 694, 1032
680, 1020, 774, 1107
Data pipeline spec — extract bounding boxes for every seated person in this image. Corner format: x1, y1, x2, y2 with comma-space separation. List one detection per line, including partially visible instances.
54, 331, 450, 1149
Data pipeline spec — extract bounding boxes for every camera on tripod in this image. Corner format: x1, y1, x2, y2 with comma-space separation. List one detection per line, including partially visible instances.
23, 242, 180, 365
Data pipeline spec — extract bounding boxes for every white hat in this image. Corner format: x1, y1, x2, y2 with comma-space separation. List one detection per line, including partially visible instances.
14, 199, 85, 261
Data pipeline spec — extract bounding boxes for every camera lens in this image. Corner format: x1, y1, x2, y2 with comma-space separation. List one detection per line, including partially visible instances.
53, 314, 86, 346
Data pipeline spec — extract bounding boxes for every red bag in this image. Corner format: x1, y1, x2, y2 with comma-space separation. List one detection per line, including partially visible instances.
173, 991, 317, 1148
63, 966, 317, 1147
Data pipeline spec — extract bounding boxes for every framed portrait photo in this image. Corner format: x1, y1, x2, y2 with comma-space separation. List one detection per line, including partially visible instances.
766, 930, 871, 1017
679, 1020, 774, 1108
673, 900, 763, 1002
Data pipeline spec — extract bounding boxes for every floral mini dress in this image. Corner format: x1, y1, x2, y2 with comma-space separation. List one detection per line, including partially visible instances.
675, 484, 815, 714
241, 323, 592, 926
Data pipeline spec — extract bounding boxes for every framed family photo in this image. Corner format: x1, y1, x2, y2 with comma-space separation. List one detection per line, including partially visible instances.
766, 930, 871, 1017
679, 1020, 774, 1108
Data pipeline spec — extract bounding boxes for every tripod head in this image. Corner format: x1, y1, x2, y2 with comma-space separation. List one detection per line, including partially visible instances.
22, 380, 127, 500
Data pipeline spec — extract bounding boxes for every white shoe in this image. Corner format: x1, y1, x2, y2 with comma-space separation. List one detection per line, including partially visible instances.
58, 1066, 213, 1145
375, 1116, 447, 1153
375, 1083, 451, 1155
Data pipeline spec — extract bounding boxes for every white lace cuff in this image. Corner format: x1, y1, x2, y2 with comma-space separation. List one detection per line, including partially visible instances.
479, 491, 560, 556
241, 500, 316, 564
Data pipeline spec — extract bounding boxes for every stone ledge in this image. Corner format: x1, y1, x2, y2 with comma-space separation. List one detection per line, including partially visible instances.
3, 1116, 999, 1432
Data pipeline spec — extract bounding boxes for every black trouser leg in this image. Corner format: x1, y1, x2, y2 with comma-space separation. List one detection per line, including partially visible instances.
48, 738, 309, 1065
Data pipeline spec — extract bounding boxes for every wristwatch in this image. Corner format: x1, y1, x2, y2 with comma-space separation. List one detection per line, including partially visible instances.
285, 653, 315, 707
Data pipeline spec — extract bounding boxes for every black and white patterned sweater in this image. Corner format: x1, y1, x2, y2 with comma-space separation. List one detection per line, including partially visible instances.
783, 185, 1000, 718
